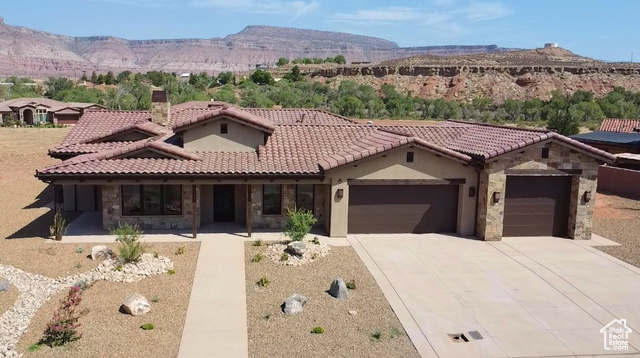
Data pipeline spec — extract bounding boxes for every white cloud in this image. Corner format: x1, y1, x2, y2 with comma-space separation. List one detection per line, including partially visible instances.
461, 2, 512, 20
190, 0, 319, 21
89, 0, 177, 8
331, 7, 423, 25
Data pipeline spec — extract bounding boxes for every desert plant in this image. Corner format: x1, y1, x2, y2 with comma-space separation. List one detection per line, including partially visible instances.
27, 343, 43, 352
175, 246, 185, 255
257, 276, 270, 287
114, 265, 123, 272
371, 331, 382, 340
74, 262, 82, 269
280, 252, 289, 262
153, 251, 159, 258
49, 213, 67, 241
140, 323, 155, 330
251, 253, 264, 262
167, 269, 176, 275
311, 253, 318, 260
284, 208, 317, 241
310, 326, 324, 334
151, 295, 159, 303
311, 236, 320, 245
390, 327, 404, 338
76, 247, 84, 254
110, 222, 145, 263
262, 313, 271, 321
346, 279, 356, 290
41, 284, 89, 347
252, 239, 263, 247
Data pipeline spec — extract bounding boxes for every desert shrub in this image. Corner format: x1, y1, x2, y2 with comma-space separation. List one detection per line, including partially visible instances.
284, 208, 317, 241
252, 239, 263, 247
310, 326, 324, 334
251, 253, 264, 262
140, 323, 155, 330
41, 284, 89, 347
75, 247, 84, 254
280, 252, 289, 262
371, 331, 382, 340
49, 213, 67, 241
167, 269, 176, 275
151, 295, 159, 303
175, 246, 185, 255
110, 222, 145, 263
311, 236, 320, 245
257, 276, 270, 287
346, 279, 356, 290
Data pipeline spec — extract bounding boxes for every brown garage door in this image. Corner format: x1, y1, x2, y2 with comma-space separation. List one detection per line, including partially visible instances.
503, 176, 572, 237
348, 185, 458, 234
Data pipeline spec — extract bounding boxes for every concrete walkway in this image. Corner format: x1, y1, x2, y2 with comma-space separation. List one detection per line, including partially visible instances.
178, 239, 248, 358
350, 234, 640, 358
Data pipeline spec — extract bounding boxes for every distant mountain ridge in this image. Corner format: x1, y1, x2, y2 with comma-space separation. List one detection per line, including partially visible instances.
0, 16, 515, 77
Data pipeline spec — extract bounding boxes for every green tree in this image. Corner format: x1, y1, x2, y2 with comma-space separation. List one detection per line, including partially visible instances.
214, 87, 237, 103
547, 109, 579, 136
216, 71, 234, 86
57, 87, 105, 104
276, 58, 290, 66
283, 66, 304, 82
80, 72, 88, 82
334, 55, 346, 64
44, 77, 75, 100
96, 74, 106, 85
105, 71, 116, 85
250, 69, 274, 85
117, 71, 133, 83
569, 101, 604, 122
90, 71, 98, 84
333, 95, 365, 117
324, 57, 335, 63
502, 99, 524, 121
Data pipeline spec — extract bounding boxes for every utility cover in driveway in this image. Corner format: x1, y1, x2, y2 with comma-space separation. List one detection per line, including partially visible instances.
348, 185, 458, 234
503, 176, 571, 237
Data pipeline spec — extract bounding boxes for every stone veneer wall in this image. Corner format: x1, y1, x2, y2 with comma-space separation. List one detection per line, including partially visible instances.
250, 184, 327, 229
476, 141, 600, 241
102, 184, 199, 230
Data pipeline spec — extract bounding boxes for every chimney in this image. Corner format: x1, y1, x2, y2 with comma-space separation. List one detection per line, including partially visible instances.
151, 90, 170, 126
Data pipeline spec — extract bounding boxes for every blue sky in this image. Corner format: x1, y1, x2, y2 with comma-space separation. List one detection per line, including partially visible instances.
2, 0, 638, 61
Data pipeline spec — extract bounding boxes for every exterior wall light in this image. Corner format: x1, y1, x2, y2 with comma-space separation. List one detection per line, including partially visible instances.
584, 191, 592, 202
336, 189, 344, 198
492, 191, 501, 203
468, 187, 476, 197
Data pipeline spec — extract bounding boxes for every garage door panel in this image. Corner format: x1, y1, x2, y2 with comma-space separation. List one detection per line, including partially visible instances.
503, 176, 571, 237
348, 185, 458, 234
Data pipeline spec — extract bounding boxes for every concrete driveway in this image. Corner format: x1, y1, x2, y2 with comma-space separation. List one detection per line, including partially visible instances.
348, 234, 640, 358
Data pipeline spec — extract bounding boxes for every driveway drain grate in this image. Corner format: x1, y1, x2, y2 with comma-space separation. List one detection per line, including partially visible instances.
468, 331, 483, 340
448, 333, 469, 343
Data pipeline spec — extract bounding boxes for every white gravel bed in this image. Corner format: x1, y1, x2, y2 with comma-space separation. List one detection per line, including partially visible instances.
265, 242, 330, 266
0, 254, 173, 357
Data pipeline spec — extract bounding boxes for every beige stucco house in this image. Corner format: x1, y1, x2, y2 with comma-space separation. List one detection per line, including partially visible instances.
37, 91, 614, 240
0, 98, 104, 126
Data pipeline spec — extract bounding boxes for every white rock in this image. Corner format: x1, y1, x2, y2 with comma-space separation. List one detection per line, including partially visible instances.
329, 278, 348, 299
348, 310, 357, 316
121, 293, 151, 316
284, 294, 307, 315
91, 245, 115, 261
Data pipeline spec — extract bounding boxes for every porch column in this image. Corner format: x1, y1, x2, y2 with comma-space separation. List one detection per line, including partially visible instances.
53, 184, 62, 215
192, 184, 198, 239
246, 184, 252, 238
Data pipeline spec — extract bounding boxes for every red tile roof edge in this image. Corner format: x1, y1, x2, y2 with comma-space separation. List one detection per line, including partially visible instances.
79, 121, 169, 144
599, 118, 640, 133
548, 133, 616, 163
171, 107, 276, 132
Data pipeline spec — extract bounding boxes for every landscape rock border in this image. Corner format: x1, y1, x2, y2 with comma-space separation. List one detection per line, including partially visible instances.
0, 254, 173, 357
265, 241, 330, 266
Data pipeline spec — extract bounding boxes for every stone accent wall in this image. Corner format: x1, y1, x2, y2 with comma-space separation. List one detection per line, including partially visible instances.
150, 102, 170, 126
250, 184, 327, 230
476, 141, 600, 241
102, 184, 199, 230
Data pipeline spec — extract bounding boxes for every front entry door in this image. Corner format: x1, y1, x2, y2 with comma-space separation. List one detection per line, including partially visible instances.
213, 185, 235, 222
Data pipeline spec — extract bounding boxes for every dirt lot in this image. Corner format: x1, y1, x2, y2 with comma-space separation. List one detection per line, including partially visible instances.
593, 193, 640, 268
0, 128, 200, 357
245, 242, 420, 358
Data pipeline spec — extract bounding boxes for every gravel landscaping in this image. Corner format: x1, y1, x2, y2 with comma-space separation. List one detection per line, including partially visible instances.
594, 193, 640, 268
245, 241, 420, 358
0, 279, 18, 318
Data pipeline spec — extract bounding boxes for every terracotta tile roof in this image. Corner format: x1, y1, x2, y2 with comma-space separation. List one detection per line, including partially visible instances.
78, 121, 170, 144
171, 106, 276, 133
599, 118, 640, 133
49, 142, 134, 156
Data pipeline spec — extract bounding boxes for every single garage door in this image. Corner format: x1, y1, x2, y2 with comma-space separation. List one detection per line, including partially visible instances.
503, 176, 572, 237
348, 185, 458, 234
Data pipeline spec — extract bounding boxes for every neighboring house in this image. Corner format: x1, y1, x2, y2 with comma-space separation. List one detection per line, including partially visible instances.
36, 91, 615, 240
0, 98, 104, 126
572, 118, 640, 154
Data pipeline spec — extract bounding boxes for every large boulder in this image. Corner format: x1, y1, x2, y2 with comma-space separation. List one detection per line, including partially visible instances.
0, 278, 9, 292
283, 294, 307, 315
121, 293, 151, 316
329, 278, 348, 299
286, 241, 307, 257
91, 245, 115, 261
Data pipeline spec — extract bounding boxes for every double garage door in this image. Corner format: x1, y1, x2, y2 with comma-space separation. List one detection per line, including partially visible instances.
503, 176, 572, 237
348, 184, 459, 234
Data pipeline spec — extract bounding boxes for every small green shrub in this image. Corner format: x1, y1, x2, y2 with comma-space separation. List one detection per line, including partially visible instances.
151, 295, 159, 303
110, 222, 146, 263
27, 343, 43, 352
280, 252, 289, 262
310, 326, 324, 334
114, 265, 123, 272
251, 253, 264, 262
41, 284, 89, 347
76, 247, 84, 254
140, 323, 155, 330
311, 236, 320, 245
49, 213, 67, 241
153, 252, 159, 258
372, 331, 382, 340
262, 313, 270, 321
252, 239, 263, 247
167, 269, 176, 275
284, 208, 317, 241
175, 246, 185, 255
74, 262, 82, 269
346, 279, 356, 290
311, 253, 318, 260
257, 276, 270, 287
390, 327, 404, 338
